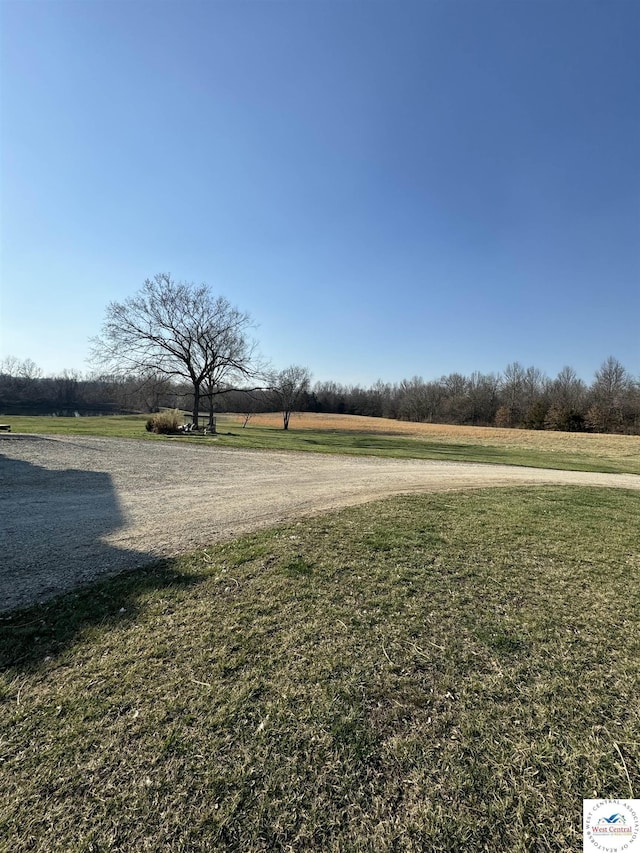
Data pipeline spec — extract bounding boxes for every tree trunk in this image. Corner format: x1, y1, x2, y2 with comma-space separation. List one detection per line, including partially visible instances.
192, 384, 200, 428
208, 391, 216, 433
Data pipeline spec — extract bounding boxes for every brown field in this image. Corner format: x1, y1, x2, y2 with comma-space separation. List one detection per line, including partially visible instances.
229, 411, 640, 463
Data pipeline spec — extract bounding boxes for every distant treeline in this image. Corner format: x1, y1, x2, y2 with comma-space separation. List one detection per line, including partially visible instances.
1, 356, 638, 434
0, 361, 182, 417
227, 357, 640, 435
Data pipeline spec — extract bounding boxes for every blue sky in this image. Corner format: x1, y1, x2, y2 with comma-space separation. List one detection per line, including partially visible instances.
1, 0, 638, 386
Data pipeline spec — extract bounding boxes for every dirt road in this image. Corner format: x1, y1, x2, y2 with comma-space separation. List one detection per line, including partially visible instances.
2, 434, 638, 612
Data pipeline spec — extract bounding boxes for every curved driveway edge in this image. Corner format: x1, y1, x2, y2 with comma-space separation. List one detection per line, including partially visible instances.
2, 434, 638, 612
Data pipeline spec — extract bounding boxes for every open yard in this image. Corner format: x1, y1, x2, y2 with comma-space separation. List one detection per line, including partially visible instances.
1, 433, 639, 612
1, 486, 639, 851
1, 424, 639, 851
2, 411, 640, 474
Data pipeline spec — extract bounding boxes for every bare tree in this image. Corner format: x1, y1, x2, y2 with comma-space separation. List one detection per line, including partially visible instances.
499, 362, 526, 425
235, 388, 264, 428
199, 306, 265, 429
91, 273, 257, 427
467, 371, 499, 425
271, 365, 311, 430
0, 356, 45, 410
133, 371, 178, 413
589, 356, 632, 432
0, 356, 43, 381
0, 355, 19, 377
549, 366, 586, 410
54, 369, 81, 410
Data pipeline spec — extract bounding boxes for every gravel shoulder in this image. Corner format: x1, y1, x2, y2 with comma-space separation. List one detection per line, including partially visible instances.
2, 434, 639, 612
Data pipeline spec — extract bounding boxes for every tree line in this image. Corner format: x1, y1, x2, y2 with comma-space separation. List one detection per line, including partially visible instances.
1, 274, 638, 434
3, 353, 638, 435
222, 357, 640, 434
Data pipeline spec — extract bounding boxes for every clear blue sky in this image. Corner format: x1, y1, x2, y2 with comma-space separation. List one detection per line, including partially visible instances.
1, 0, 638, 386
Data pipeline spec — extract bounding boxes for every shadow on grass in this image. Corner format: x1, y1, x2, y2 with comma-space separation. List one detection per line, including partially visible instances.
0, 441, 204, 672
229, 429, 630, 471
0, 560, 201, 673
292, 431, 516, 462
217, 427, 515, 460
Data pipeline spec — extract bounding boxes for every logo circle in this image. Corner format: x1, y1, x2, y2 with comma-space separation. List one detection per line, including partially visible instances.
584, 800, 640, 852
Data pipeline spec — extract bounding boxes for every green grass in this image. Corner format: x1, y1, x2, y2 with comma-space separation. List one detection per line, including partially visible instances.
0, 414, 158, 439
2, 487, 639, 851
211, 426, 640, 473
2, 414, 639, 473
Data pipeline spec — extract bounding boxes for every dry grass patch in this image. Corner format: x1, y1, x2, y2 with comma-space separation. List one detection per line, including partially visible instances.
240, 412, 640, 462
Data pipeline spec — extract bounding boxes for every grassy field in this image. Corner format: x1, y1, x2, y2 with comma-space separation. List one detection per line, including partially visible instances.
1, 487, 639, 851
0, 413, 156, 439
2, 412, 639, 474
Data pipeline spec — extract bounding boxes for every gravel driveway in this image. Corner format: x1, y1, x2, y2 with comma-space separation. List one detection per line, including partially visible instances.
2, 434, 638, 612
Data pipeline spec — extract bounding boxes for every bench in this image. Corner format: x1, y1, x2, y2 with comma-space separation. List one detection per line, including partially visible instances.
0, 424, 10, 432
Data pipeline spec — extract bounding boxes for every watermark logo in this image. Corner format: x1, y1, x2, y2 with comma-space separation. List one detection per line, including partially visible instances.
584, 800, 640, 852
